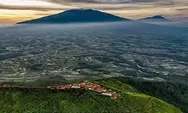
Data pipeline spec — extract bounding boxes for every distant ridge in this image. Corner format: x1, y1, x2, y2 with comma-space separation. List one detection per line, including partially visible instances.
17, 9, 130, 24
139, 15, 169, 22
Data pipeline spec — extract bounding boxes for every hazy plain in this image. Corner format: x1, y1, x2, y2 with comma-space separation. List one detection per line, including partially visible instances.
0, 22, 187, 84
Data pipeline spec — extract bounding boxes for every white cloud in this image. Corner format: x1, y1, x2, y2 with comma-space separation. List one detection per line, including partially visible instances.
0, 0, 61, 7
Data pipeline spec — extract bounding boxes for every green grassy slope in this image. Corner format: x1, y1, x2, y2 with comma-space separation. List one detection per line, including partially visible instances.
95, 78, 183, 113
0, 78, 183, 113
112, 77, 188, 113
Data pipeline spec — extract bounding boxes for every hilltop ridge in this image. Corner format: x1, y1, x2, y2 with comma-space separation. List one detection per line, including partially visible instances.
0, 77, 183, 113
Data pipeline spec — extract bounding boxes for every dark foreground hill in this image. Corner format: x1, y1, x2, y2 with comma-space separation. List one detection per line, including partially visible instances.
0, 77, 183, 113
17, 9, 128, 24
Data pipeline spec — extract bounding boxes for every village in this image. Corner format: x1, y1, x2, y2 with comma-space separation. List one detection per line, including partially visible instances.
0, 81, 121, 100
47, 81, 121, 99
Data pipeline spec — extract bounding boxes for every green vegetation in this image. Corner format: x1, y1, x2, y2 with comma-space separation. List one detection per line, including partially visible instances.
113, 77, 188, 113
0, 77, 183, 113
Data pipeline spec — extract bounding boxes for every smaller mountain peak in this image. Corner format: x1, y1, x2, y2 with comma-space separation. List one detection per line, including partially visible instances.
152, 15, 166, 19
139, 15, 169, 22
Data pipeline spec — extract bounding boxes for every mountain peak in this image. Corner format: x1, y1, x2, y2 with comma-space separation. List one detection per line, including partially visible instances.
17, 9, 130, 24
151, 15, 166, 19
60, 8, 95, 14
139, 15, 169, 22
64, 8, 95, 11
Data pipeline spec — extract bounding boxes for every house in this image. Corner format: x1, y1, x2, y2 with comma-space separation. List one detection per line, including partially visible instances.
71, 86, 81, 89
102, 93, 113, 97
71, 84, 81, 89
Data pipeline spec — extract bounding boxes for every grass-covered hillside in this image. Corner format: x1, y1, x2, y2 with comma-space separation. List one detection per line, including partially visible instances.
0, 77, 183, 113
112, 77, 188, 113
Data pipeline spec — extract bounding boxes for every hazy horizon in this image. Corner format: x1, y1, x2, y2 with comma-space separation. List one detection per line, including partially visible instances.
0, 0, 188, 24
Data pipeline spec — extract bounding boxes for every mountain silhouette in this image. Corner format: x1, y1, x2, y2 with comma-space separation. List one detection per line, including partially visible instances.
139, 15, 169, 22
17, 9, 130, 24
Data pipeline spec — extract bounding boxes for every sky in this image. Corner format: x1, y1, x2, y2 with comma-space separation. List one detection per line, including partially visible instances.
0, 0, 188, 24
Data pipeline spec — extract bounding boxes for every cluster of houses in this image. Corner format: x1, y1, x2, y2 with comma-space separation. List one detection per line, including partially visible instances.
47, 81, 120, 99
0, 81, 120, 99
